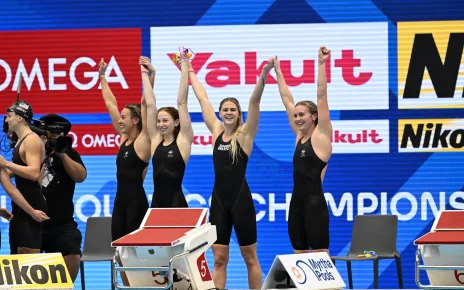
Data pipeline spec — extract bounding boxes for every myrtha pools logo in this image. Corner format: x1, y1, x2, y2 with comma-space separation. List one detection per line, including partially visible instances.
292, 258, 335, 285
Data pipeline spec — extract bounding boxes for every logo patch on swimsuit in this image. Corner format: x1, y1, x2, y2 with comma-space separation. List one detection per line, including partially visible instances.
124, 151, 129, 158
167, 150, 174, 158
217, 144, 230, 151
300, 149, 306, 158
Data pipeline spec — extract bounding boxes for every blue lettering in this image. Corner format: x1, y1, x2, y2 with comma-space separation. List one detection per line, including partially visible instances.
327, 260, 333, 269
324, 270, 331, 281
328, 271, 335, 280
296, 258, 336, 284
309, 259, 320, 271
295, 260, 310, 285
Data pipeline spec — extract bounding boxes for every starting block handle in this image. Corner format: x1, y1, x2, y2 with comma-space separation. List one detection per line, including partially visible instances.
187, 241, 208, 255
415, 248, 464, 289
116, 266, 170, 272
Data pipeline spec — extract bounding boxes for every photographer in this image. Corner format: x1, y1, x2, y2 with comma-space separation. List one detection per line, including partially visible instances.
38, 114, 87, 282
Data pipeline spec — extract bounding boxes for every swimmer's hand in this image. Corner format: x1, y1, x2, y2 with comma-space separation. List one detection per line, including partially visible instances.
0, 207, 12, 221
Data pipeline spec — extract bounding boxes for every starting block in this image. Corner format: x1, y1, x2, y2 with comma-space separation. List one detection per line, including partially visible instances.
111, 208, 217, 290
415, 210, 464, 289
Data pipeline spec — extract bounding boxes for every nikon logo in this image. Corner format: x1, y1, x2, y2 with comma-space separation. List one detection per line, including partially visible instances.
397, 21, 464, 109
0, 259, 68, 286
0, 254, 72, 289
399, 119, 464, 152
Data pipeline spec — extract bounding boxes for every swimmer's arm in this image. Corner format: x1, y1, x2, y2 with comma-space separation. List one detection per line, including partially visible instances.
100, 75, 123, 136
245, 61, 273, 138
140, 73, 155, 139
177, 61, 194, 146
137, 90, 153, 158
141, 70, 161, 143
6, 169, 14, 178
141, 95, 148, 136
140, 57, 156, 140
274, 58, 298, 135
0, 167, 34, 217
316, 54, 332, 137
143, 67, 155, 147
2, 137, 44, 181
189, 68, 221, 134
149, 69, 155, 88
0, 207, 12, 221
321, 165, 328, 182
143, 167, 148, 181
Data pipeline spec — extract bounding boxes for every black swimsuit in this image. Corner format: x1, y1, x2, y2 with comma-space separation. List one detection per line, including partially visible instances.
151, 140, 188, 208
111, 139, 149, 241
288, 137, 329, 250
209, 131, 257, 246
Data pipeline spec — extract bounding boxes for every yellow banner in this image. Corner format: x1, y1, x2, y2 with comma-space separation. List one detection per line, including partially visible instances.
0, 253, 73, 289
397, 21, 464, 109
398, 118, 464, 152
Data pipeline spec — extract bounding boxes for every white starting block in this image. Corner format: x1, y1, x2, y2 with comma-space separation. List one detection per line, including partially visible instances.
415, 210, 464, 289
111, 208, 217, 290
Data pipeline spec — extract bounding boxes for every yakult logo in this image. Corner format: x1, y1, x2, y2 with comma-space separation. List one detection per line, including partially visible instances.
0, 28, 142, 114
331, 120, 389, 153
334, 129, 383, 144
191, 123, 213, 155
188, 120, 388, 156
150, 22, 389, 112
167, 51, 373, 87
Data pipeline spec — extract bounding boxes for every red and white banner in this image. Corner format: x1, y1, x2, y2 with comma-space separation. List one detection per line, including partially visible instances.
68, 122, 216, 156
189, 120, 390, 155
331, 120, 390, 153
0, 28, 142, 114
68, 124, 120, 155
150, 22, 389, 112
191, 122, 213, 155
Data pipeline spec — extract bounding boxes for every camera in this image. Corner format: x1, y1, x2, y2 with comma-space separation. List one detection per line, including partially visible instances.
30, 119, 72, 154
2, 114, 72, 154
